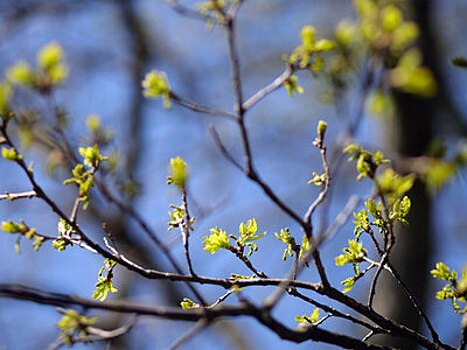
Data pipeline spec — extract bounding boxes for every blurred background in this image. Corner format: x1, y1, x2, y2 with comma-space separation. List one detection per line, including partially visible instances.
0, 0, 466, 349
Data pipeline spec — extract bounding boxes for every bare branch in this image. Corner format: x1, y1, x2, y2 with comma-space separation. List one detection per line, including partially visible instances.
168, 319, 209, 350
242, 65, 294, 110
0, 190, 37, 201
170, 92, 237, 120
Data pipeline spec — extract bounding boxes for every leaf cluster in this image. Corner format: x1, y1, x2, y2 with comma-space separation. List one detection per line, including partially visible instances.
56, 309, 99, 346
431, 262, 467, 314
1, 219, 44, 252
203, 218, 266, 258
343, 144, 389, 180
142, 70, 171, 108
7, 42, 68, 93
93, 259, 118, 302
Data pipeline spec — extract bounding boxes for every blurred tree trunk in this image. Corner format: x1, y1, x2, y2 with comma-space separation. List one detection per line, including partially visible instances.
374, 1, 439, 347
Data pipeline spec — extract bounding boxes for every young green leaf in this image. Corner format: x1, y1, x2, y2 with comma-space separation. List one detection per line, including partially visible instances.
203, 227, 231, 254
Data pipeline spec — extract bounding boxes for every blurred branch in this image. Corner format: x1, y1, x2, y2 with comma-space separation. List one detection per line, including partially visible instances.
0, 283, 399, 350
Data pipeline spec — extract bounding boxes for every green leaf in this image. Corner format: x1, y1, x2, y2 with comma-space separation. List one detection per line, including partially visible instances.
230, 273, 256, 291
390, 49, 437, 98
203, 227, 231, 254
1, 220, 25, 233
0, 81, 13, 117
85, 114, 101, 133
431, 262, 456, 282
377, 168, 415, 202
341, 276, 357, 293
313, 39, 336, 52
93, 260, 118, 302
36, 42, 68, 85
79, 144, 107, 168
283, 75, 303, 97
295, 308, 320, 324
7, 61, 36, 86
180, 298, 198, 309
167, 157, 188, 190
56, 309, 98, 346
2, 147, 23, 161
381, 5, 402, 32
424, 159, 456, 193
141, 70, 171, 108
335, 240, 367, 266
37, 42, 64, 70
238, 218, 266, 245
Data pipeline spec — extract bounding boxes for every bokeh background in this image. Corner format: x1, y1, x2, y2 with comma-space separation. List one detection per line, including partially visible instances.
0, 0, 466, 349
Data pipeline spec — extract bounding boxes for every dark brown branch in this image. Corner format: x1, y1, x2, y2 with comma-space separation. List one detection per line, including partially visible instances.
0, 283, 398, 350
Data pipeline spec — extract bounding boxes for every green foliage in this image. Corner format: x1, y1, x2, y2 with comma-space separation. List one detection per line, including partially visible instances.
167, 156, 188, 191
366, 90, 395, 118
142, 70, 171, 108
317, 120, 327, 139
64, 145, 107, 209
376, 168, 415, 203
431, 263, 467, 314
389, 49, 437, 98
7, 61, 36, 87
230, 273, 256, 291
168, 204, 194, 231
1, 219, 43, 252
275, 228, 298, 261
308, 172, 327, 186
343, 144, 388, 180
287, 25, 336, 69
52, 219, 77, 251
180, 298, 199, 309
335, 239, 367, 266
203, 219, 266, 257
299, 234, 311, 266
7, 42, 68, 92
63, 164, 94, 210
56, 309, 98, 346
0, 80, 13, 117
353, 207, 370, 240
295, 308, 320, 325
38, 42, 69, 85
390, 196, 411, 225
79, 145, 107, 169
354, 0, 419, 53
283, 75, 303, 97
335, 240, 368, 293
2, 146, 23, 161
203, 226, 231, 254
238, 219, 265, 245
341, 276, 359, 293
424, 159, 456, 194
284, 75, 303, 97
93, 259, 118, 302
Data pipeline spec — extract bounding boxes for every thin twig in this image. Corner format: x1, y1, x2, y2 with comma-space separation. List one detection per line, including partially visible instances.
208, 290, 234, 309
47, 315, 137, 350
208, 124, 243, 171
362, 331, 375, 342
242, 65, 294, 110
168, 319, 209, 350
170, 92, 237, 120
0, 190, 37, 201
181, 190, 196, 276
